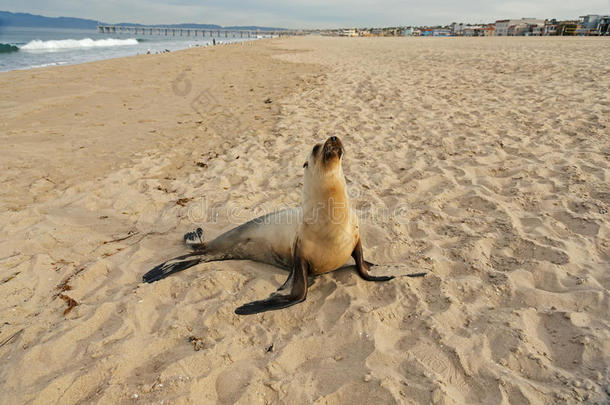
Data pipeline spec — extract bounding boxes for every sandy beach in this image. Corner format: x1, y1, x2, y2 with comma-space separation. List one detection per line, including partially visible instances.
1, 36, 609, 404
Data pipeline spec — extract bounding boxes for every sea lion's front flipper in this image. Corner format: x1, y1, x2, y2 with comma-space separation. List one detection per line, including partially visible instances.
352, 239, 394, 282
235, 245, 309, 315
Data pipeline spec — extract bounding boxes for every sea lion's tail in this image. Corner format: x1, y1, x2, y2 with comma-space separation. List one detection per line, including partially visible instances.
142, 252, 207, 283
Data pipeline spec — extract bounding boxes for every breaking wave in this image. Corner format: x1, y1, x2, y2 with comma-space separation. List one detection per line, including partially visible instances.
0, 43, 20, 53
20, 38, 140, 51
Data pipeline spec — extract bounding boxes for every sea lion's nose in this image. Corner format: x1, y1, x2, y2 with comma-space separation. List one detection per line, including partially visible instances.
330, 136, 338, 142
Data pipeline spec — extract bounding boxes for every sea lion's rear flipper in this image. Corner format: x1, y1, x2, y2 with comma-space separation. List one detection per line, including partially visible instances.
143, 252, 208, 283
352, 239, 394, 282
235, 245, 309, 315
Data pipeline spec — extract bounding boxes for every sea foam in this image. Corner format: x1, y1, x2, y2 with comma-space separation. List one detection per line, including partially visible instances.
20, 38, 139, 51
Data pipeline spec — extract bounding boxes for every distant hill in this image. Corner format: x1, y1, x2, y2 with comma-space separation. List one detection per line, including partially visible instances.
0, 11, 285, 31
0, 11, 99, 29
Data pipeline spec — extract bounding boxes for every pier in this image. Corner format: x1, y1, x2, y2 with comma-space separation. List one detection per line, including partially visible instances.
97, 26, 303, 38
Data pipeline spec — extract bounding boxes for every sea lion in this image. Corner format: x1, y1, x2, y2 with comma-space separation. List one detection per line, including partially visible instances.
143, 136, 413, 315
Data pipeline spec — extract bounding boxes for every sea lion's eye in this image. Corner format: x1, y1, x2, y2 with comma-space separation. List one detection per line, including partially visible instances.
312, 144, 321, 155
303, 161, 308, 168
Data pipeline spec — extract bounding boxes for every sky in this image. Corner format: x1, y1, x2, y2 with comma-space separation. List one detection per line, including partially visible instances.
1, 0, 608, 28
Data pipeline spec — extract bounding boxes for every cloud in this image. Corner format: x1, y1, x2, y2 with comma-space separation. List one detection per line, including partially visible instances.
1, 0, 607, 28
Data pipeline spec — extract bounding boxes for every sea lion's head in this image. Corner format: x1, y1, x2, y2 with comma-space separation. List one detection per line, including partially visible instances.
302, 136, 348, 211
303, 136, 344, 174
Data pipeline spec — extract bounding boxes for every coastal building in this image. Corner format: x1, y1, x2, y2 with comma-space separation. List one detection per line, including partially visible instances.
544, 19, 559, 35
451, 23, 465, 36
577, 14, 610, 35
578, 14, 601, 35
543, 19, 582, 35
463, 25, 483, 36
461, 24, 495, 36
403, 27, 414, 36
600, 16, 610, 35
383, 28, 402, 36
350, 27, 403, 37
495, 18, 544, 35
557, 20, 578, 35
530, 24, 543, 36
494, 20, 510, 36
507, 23, 527, 36
449, 22, 494, 36
420, 28, 450, 36
341, 28, 357, 37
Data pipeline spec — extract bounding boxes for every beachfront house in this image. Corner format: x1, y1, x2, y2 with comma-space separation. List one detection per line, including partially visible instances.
557, 21, 579, 35
450, 22, 494, 36
544, 19, 558, 35
514, 20, 544, 36
507, 23, 528, 36
463, 25, 482, 36
451, 23, 465, 36
578, 15, 601, 35
577, 14, 610, 35
403, 27, 414, 36
543, 19, 581, 35
341, 28, 357, 37
420, 28, 451, 37
460, 24, 495, 36
521, 19, 543, 35
600, 16, 610, 35
494, 20, 510, 36
495, 18, 544, 36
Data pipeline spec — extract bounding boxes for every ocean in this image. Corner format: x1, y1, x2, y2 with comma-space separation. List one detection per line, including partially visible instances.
0, 26, 261, 72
